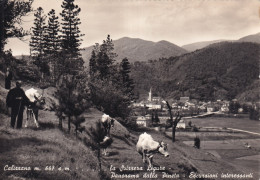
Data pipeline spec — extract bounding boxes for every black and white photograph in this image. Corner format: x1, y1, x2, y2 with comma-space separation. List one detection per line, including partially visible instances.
0, 0, 260, 179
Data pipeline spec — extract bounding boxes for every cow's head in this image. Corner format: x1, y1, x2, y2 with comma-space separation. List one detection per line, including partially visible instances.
110, 118, 115, 127
158, 141, 169, 157
34, 95, 46, 110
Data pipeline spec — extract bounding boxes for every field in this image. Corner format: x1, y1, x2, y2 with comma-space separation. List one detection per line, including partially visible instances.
169, 116, 260, 179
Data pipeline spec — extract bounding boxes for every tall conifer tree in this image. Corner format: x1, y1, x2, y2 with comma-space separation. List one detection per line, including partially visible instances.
89, 50, 97, 78
56, 0, 87, 133
120, 57, 134, 100
60, 0, 83, 66
30, 7, 46, 57
44, 9, 60, 81
30, 7, 49, 80
44, 9, 60, 55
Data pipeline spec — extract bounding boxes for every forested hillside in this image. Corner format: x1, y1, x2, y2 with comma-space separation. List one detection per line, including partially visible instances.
131, 42, 260, 101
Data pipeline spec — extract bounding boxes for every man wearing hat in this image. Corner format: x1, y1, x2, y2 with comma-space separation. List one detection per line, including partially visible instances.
6, 80, 30, 128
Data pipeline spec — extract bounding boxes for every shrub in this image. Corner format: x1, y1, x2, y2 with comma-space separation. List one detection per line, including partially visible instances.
192, 126, 199, 132
0, 99, 8, 114
249, 107, 260, 121
117, 117, 138, 131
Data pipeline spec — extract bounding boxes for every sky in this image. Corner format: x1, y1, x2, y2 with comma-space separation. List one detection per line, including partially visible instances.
5, 0, 260, 56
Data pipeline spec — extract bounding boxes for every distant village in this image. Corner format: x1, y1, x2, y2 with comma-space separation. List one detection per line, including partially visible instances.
132, 88, 246, 128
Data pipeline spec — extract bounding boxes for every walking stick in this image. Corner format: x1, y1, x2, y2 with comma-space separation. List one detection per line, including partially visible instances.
16, 98, 22, 127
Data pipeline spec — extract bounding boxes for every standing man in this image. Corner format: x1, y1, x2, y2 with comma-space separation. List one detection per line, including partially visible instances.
5, 67, 13, 89
6, 80, 30, 128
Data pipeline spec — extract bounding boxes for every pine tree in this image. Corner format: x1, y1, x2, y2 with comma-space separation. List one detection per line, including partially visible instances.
55, 0, 87, 133
60, 0, 83, 60
30, 7, 46, 57
100, 35, 117, 61
88, 35, 133, 119
44, 9, 60, 55
90, 35, 117, 80
44, 9, 60, 81
96, 51, 110, 79
89, 50, 97, 78
120, 57, 134, 100
29, 7, 49, 80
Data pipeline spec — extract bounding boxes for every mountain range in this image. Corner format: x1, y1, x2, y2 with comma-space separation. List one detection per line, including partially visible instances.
80, 37, 188, 64
181, 32, 260, 52
81, 32, 260, 64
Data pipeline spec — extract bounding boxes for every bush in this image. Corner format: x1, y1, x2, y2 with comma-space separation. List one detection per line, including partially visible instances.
229, 101, 241, 114
15, 65, 40, 82
117, 117, 138, 131
249, 107, 260, 121
0, 99, 8, 114
192, 126, 199, 132
89, 78, 131, 119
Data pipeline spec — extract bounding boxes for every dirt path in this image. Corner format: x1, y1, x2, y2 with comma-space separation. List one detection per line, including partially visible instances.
226, 128, 260, 136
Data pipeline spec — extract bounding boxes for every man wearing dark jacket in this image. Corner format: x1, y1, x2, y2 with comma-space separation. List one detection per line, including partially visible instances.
6, 80, 30, 128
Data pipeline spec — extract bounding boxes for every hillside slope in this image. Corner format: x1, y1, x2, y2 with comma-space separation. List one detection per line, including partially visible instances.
131, 42, 260, 101
0, 110, 249, 180
81, 37, 187, 65
238, 32, 260, 44
181, 39, 227, 52
0, 70, 250, 180
182, 32, 260, 52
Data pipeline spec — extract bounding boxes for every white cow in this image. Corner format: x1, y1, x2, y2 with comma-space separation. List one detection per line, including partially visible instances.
101, 113, 115, 137
25, 88, 46, 128
136, 132, 169, 167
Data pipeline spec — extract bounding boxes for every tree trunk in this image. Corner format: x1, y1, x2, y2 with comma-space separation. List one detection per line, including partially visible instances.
0, 2, 4, 53
59, 117, 63, 130
98, 143, 101, 171
75, 124, 78, 137
68, 115, 71, 133
172, 125, 176, 142
165, 101, 181, 142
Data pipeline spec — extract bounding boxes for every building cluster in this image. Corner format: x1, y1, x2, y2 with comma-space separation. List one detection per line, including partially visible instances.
133, 88, 233, 128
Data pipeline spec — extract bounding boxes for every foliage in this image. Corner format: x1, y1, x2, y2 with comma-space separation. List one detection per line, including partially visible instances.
30, 7, 46, 57
151, 110, 160, 126
131, 42, 260, 101
89, 35, 117, 80
249, 106, 260, 121
0, 0, 33, 53
53, 0, 88, 133
43, 9, 61, 82
55, 73, 90, 132
120, 58, 134, 100
60, 0, 83, 59
89, 35, 134, 119
29, 7, 50, 80
44, 9, 60, 55
89, 77, 131, 119
229, 101, 240, 114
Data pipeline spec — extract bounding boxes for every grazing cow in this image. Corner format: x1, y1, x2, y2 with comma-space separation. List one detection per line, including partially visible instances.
101, 113, 115, 137
100, 136, 113, 156
136, 132, 169, 167
25, 88, 46, 128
